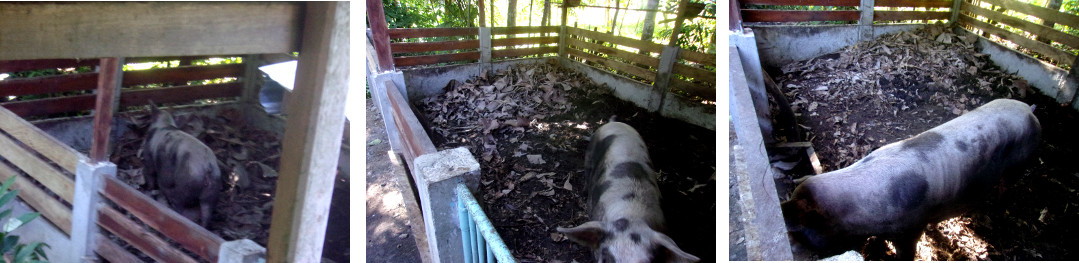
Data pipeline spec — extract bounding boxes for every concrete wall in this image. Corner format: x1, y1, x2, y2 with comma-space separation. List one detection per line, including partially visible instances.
953, 28, 1079, 107
401, 57, 553, 101
558, 57, 661, 111
751, 24, 924, 69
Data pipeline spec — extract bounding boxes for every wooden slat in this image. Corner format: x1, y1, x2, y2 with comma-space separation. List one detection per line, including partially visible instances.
0, 59, 100, 73
393, 52, 480, 67
490, 26, 560, 35
98, 206, 200, 263
491, 36, 560, 47
0, 163, 73, 234
124, 55, 231, 64
95, 234, 143, 263
0, 132, 75, 202
567, 48, 657, 82
565, 27, 666, 54
0, 2, 302, 60
670, 78, 716, 100
567, 38, 660, 67
741, 10, 861, 22
387, 27, 479, 39
875, 0, 953, 8
978, 0, 1079, 29
740, 0, 860, 6
90, 57, 120, 162
384, 79, 438, 165
874, 11, 952, 21
390, 40, 480, 53
962, 1, 1079, 49
0, 107, 83, 173
492, 46, 560, 59
679, 49, 717, 67
123, 63, 246, 86
960, 15, 1078, 64
103, 175, 224, 262
0, 73, 98, 97
1, 94, 96, 117
118, 82, 243, 107
673, 64, 716, 84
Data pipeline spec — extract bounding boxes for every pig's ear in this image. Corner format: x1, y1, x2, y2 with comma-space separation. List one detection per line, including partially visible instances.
556, 221, 605, 248
652, 231, 700, 263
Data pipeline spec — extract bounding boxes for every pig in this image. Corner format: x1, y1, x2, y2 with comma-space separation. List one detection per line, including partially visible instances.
557, 121, 700, 263
782, 99, 1041, 259
141, 101, 222, 227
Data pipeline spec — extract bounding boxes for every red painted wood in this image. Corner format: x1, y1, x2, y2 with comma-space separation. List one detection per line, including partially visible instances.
1, 82, 242, 118
387, 27, 480, 39
0, 59, 100, 73
393, 52, 481, 67
876, 0, 953, 8
0, 73, 98, 97
740, 0, 860, 6
390, 40, 480, 53
102, 175, 224, 262
367, 0, 395, 71
741, 10, 860, 22
122, 63, 245, 86
90, 57, 120, 162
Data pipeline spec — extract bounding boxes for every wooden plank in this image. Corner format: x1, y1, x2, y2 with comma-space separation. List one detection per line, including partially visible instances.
979, 0, 1079, 29
91, 58, 121, 162
740, 0, 860, 6
118, 82, 244, 107
962, 1, 1079, 49
0, 2, 302, 60
2, 94, 96, 117
102, 175, 224, 262
268, 2, 349, 262
567, 48, 657, 82
0, 107, 83, 173
98, 206, 200, 263
0, 132, 75, 202
960, 15, 1078, 64
390, 40, 480, 54
387, 27, 479, 39
95, 234, 143, 263
874, 10, 952, 21
393, 52, 481, 67
0, 72, 98, 97
490, 26, 560, 35
566, 38, 660, 67
491, 36, 560, 47
679, 49, 717, 67
123, 63, 246, 86
491, 46, 560, 59
0, 59, 100, 73
385, 79, 438, 164
875, 0, 953, 7
125, 55, 231, 64
368, 0, 394, 71
241, 54, 264, 104
669, 78, 716, 100
741, 10, 861, 22
673, 64, 716, 84
565, 27, 666, 54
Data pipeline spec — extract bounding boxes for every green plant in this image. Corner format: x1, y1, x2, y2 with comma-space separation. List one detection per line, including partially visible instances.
0, 177, 49, 263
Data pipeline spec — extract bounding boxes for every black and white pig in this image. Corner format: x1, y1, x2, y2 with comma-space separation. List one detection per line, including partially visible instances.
557, 121, 700, 263
142, 102, 222, 227
782, 98, 1041, 259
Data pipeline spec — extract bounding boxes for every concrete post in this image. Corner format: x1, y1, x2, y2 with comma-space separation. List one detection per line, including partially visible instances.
652, 46, 681, 112
218, 239, 266, 263
859, 0, 875, 41
413, 147, 481, 263
480, 27, 493, 73
71, 159, 112, 262
370, 71, 407, 154
730, 29, 774, 144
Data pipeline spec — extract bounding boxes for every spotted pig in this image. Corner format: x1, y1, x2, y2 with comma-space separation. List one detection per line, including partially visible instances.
141, 102, 222, 227
557, 121, 699, 263
782, 99, 1041, 259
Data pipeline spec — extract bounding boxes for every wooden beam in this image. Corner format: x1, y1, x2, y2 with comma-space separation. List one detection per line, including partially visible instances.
387, 28, 481, 39
978, 0, 1079, 28
567, 48, 657, 82
367, 0, 395, 71
102, 175, 225, 261
0, 2, 302, 60
491, 36, 561, 47
874, 11, 952, 21
0, 59, 100, 73
267, 2, 349, 262
393, 52, 481, 67
740, 0, 860, 6
0, 73, 97, 101
241, 55, 263, 104
97, 206, 200, 263
123, 63, 245, 87
1, 82, 243, 118
875, 0, 953, 8
566, 27, 666, 54
491, 46, 560, 59
679, 48, 717, 67
91, 58, 121, 162
390, 40, 481, 54
0, 107, 83, 173
668, 0, 690, 46
959, 15, 1077, 64
0, 132, 75, 202
490, 26, 560, 35
567, 37, 661, 67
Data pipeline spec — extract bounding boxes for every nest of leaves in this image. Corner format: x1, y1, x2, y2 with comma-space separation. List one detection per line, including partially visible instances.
415, 61, 716, 262
109, 106, 282, 260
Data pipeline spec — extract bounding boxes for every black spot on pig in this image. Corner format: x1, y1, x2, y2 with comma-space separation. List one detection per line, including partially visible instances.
901, 131, 943, 161
589, 181, 612, 208
588, 136, 619, 180
622, 192, 636, 200
601, 247, 615, 262
955, 140, 968, 152
609, 162, 649, 182
614, 218, 628, 232
889, 172, 928, 210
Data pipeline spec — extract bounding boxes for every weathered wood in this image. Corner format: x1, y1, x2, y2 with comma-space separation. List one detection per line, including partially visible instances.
875, 0, 953, 7
0, 162, 73, 234
0, 2, 302, 60
673, 64, 716, 84
388, 28, 480, 39
384, 79, 438, 168
669, 78, 716, 100
668, 0, 691, 46
0, 132, 75, 202
241, 54, 263, 104
741, 10, 861, 22
979, 0, 1079, 28
565, 27, 666, 54
393, 52, 481, 67
0, 73, 97, 101
731, 0, 744, 31
0, 59, 100, 73
95, 234, 143, 263
390, 40, 481, 54
91, 58, 121, 162
125, 55, 231, 64
368, 0, 393, 72
962, 1, 1079, 49
123, 63, 246, 86
960, 15, 1078, 64
2, 94, 96, 117
740, 0, 859, 6
119, 82, 244, 107
102, 175, 224, 262
491, 36, 560, 47
490, 26, 560, 35
679, 49, 716, 67
0, 107, 83, 173
567, 37, 660, 67
567, 48, 657, 82
267, 2, 349, 262
491, 46, 560, 59
98, 206, 200, 263
874, 11, 952, 21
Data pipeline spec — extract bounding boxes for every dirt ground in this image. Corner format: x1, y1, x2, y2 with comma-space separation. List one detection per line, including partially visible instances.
414, 62, 716, 262
770, 24, 1079, 260
364, 97, 423, 262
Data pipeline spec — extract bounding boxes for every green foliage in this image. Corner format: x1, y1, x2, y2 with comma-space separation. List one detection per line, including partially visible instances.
382, 0, 478, 29
0, 177, 49, 263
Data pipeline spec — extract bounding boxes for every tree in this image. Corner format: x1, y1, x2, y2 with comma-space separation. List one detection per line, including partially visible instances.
541, 0, 551, 27
508, 0, 517, 27
641, 0, 661, 43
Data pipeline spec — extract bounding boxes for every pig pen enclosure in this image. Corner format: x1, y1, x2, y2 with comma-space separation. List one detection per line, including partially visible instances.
366, 0, 717, 261
731, 0, 1079, 260
0, 2, 349, 262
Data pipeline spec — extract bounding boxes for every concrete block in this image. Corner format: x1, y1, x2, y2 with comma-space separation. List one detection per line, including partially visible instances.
731, 29, 774, 144
660, 92, 716, 131
750, 25, 922, 68
218, 239, 266, 263
559, 57, 660, 111
413, 147, 481, 263
71, 160, 111, 262
480, 27, 492, 72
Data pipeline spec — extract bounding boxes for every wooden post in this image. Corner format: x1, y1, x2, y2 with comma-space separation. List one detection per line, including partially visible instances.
267, 2, 349, 262
480, 27, 492, 72
730, 0, 743, 32
667, 0, 690, 47
479, 0, 486, 27
90, 57, 122, 163
241, 54, 263, 104
949, 0, 963, 27
559, 2, 569, 59
859, 0, 875, 41
653, 46, 681, 112
366, 0, 394, 72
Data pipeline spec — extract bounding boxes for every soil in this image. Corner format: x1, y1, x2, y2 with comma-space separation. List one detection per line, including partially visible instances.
770, 24, 1079, 260
365, 97, 424, 262
414, 62, 716, 262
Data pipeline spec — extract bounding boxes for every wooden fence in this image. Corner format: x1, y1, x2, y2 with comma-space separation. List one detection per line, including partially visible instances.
957, 0, 1079, 65
388, 26, 561, 67
739, 0, 954, 23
